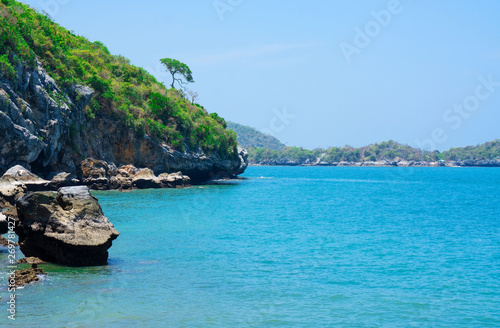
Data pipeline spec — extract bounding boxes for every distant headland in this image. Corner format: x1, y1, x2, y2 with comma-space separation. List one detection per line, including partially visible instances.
228, 122, 500, 167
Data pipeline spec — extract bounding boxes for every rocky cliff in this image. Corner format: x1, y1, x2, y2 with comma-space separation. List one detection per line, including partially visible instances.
0, 60, 248, 182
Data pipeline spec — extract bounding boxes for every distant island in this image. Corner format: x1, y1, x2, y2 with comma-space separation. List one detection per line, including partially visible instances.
228, 122, 500, 167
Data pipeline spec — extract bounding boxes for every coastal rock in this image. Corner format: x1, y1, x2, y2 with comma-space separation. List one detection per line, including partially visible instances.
15, 186, 119, 266
17, 257, 45, 264
117, 164, 138, 177
0, 178, 25, 205
0, 59, 247, 181
455, 159, 500, 167
158, 172, 191, 188
47, 172, 81, 189
0, 235, 17, 246
81, 161, 192, 190
131, 168, 162, 189
234, 146, 249, 175
0, 165, 51, 192
79, 158, 111, 190
1, 165, 44, 183
9, 264, 46, 288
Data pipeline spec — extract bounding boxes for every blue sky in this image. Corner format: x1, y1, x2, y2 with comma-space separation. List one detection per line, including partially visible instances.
21, 0, 500, 150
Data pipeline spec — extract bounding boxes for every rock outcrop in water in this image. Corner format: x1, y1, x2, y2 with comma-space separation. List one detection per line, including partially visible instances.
79, 159, 191, 190
15, 186, 119, 266
0, 60, 248, 181
9, 264, 46, 288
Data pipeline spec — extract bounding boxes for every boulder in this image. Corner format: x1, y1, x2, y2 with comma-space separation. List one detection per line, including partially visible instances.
131, 168, 162, 189
110, 175, 132, 191
47, 172, 81, 189
158, 172, 191, 188
109, 164, 137, 190
0, 179, 24, 209
0, 165, 50, 191
1, 165, 44, 183
15, 186, 119, 266
79, 158, 111, 190
117, 164, 137, 177
17, 257, 45, 264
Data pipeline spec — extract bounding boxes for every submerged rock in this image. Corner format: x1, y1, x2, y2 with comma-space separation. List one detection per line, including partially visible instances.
9, 264, 46, 288
15, 186, 119, 266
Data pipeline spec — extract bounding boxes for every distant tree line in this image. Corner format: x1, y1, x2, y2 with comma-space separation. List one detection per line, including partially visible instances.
247, 140, 500, 164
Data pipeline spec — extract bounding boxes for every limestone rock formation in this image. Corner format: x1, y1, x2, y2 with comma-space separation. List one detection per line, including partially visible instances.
0, 60, 247, 181
79, 158, 113, 190
131, 168, 162, 189
81, 160, 191, 190
15, 186, 119, 266
47, 172, 81, 189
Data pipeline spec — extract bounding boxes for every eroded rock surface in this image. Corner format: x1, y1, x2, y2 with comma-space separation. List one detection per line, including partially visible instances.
15, 186, 119, 266
9, 264, 46, 288
0, 60, 247, 181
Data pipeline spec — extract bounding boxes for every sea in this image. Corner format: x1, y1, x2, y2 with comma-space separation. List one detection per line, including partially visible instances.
1, 166, 499, 327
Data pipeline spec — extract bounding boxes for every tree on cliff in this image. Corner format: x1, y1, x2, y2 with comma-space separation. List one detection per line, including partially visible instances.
160, 58, 194, 89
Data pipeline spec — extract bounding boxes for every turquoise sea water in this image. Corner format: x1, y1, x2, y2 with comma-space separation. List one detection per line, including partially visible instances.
1, 166, 500, 327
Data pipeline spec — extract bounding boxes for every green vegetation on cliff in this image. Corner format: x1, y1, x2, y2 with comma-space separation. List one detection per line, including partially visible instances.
0, 0, 237, 158
227, 122, 285, 151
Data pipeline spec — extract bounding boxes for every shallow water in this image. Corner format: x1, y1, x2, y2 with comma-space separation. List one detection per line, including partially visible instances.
1, 167, 499, 327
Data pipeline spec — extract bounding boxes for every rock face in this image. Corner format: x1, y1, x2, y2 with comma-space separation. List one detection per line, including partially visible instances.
0, 60, 247, 181
15, 186, 119, 266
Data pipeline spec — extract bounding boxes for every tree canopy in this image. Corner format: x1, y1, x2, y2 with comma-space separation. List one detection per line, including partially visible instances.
160, 58, 194, 89
0, 0, 238, 159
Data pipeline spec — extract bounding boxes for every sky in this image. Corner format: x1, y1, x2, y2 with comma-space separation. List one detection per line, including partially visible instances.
21, 0, 500, 151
